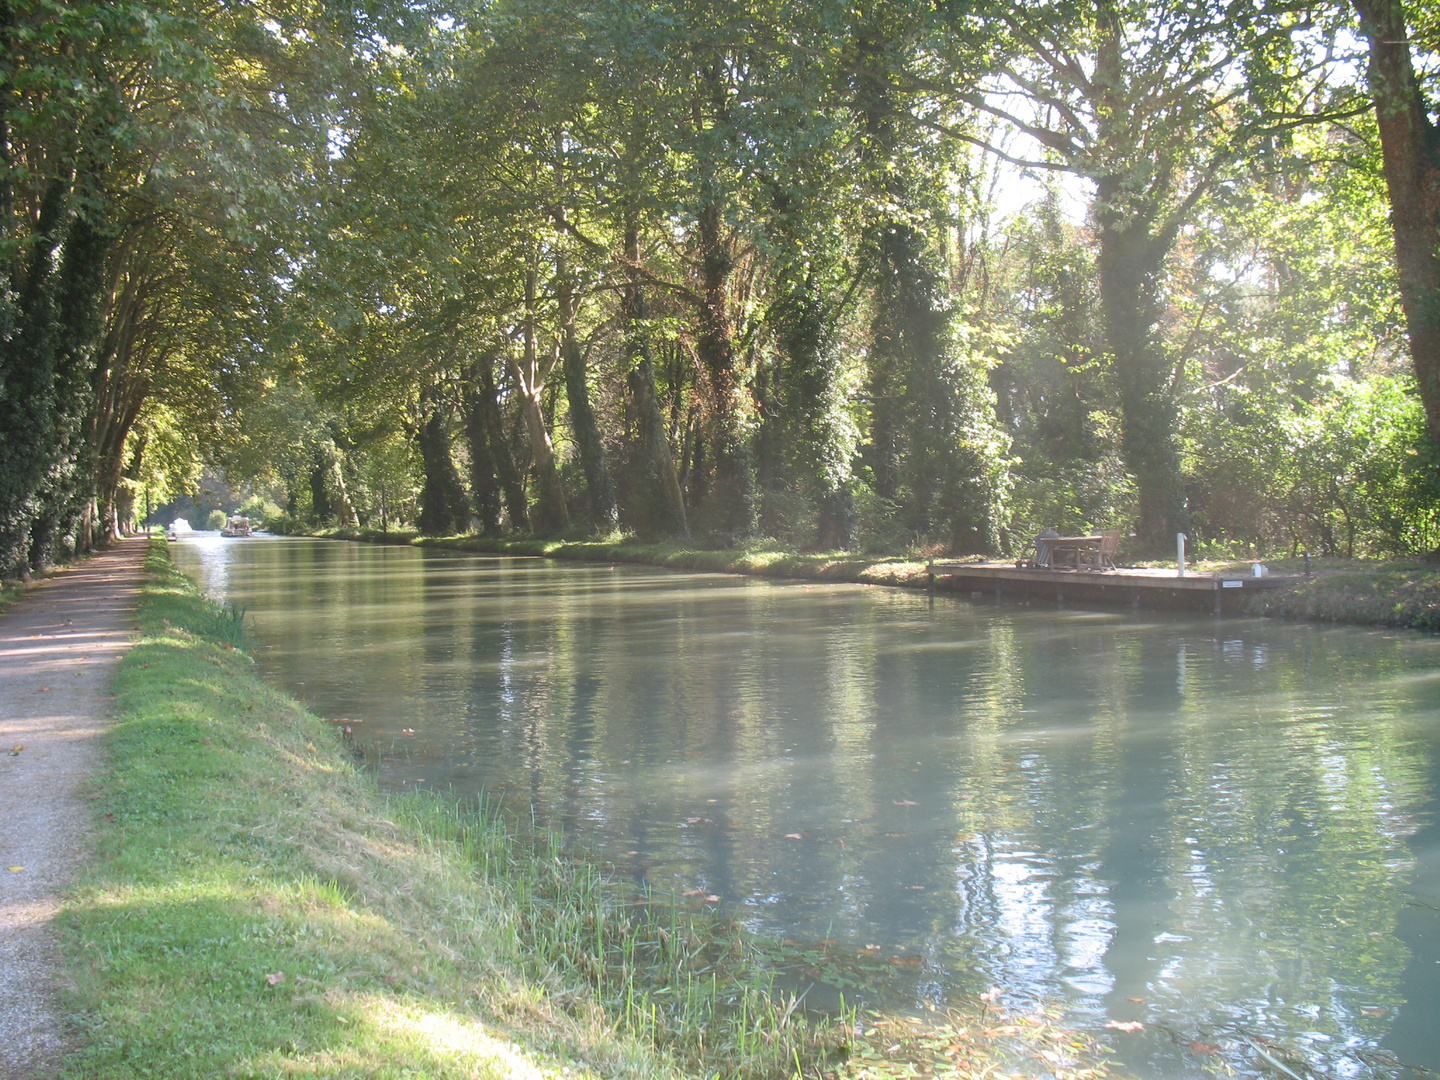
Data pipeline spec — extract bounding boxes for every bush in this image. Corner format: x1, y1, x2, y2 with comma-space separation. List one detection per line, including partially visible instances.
203, 509, 227, 531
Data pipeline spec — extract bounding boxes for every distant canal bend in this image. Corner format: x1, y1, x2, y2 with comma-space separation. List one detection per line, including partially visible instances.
173, 536, 1440, 1080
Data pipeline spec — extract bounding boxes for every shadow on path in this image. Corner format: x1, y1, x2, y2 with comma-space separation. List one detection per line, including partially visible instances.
0, 538, 146, 1080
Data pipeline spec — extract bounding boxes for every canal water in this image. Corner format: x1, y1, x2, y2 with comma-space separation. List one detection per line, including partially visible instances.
172, 536, 1440, 1078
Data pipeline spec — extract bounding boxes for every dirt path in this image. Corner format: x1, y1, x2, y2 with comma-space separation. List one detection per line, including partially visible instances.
0, 538, 146, 1080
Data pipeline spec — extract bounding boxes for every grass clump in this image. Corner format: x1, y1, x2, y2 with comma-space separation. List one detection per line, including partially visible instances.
0, 574, 25, 613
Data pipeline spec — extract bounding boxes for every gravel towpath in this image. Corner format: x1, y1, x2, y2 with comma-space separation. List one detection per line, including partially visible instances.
0, 538, 145, 1080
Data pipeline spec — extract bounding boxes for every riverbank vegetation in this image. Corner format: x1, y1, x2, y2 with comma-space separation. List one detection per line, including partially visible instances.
58, 540, 1116, 1078
3, 0, 1439, 581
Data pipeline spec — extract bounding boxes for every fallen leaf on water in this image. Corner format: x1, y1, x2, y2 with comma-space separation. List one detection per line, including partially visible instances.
784, 833, 803, 840
1125, 997, 1145, 1003
907, 885, 925, 890
885, 832, 909, 838
1361, 1007, 1387, 1017
1038, 1049, 1063, 1064
38, 687, 51, 692
702, 895, 719, 903
682, 888, 705, 898
1189, 1041, 1222, 1055
685, 817, 712, 824
9, 745, 22, 755
7, 866, 23, 872
401, 728, 415, 734
889, 956, 922, 966
1105, 1021, 1144, 1033
265, 972, 286, 986
893, 799, 918, 806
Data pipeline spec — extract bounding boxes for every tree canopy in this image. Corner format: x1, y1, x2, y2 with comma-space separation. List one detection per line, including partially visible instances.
4, 0, 1438, 570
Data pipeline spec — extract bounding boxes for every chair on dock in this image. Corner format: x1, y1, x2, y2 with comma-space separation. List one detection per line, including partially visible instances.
1031, 529, 1059, 568
1081, 529, 1120, 570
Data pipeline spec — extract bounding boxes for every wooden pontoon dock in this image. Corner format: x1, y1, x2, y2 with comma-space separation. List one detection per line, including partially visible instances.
927, 560, 1298, 615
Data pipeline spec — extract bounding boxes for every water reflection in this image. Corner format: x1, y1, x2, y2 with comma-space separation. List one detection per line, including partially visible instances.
174, 538, 1440, 1078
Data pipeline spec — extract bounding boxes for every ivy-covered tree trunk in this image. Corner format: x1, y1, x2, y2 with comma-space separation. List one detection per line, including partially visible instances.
415, 393, 471, 535
463, 367, 504, 536
411, 394, 466, 538
694, 196, 756, 538
1094, 197, 1185, 551
0, 173, 112, 575
849, 24, 1000, 554
774, 268, 856, 550
621, 223, 688, 538
1353, 0, 1440, 446
476, 358, 531, 533
557, 257, 618, 531
308, 437, 359, 528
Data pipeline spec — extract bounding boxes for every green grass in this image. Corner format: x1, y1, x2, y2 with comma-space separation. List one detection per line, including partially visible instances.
60, 541, 1110, 1078
412, 534, 934, 590
1245, 563, 1440, 631
0, 575, 25, 614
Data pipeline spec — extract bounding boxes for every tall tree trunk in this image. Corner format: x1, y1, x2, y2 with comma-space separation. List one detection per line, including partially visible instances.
509, 264, 569, 536
1353, 0, 1440, 445
850, 24, 998, 553
622, 221, 688, 537
1094, 192, 1185, 551
415, 393, 470, 535
776, 272, 857, 551
694, 196, 756, 537
557, 255, 618, 531
478, 357, 531, 532
310, 446, 334, 524
1088, 8, 1186, 553
464, 362, 504, 536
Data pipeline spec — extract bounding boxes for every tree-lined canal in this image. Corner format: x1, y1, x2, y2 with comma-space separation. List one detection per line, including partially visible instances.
173, 537, 1440, 1078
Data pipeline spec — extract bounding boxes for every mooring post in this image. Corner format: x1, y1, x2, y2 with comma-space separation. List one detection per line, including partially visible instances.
1213, 585, 1222, 616
926, 559, 935, 594
1303, 551, 1311, 580
1177, 532, 1187, 578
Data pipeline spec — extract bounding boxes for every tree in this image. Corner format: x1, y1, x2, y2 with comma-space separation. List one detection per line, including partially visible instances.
927, 0, 1346, 549
1351, 0, 1440, 445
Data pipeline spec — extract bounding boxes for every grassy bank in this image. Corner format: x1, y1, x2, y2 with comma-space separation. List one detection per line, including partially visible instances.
1238, 557, 1440, 631
59, 541, 1109, 1079
313, 527, 1440, 632
337, 528, 934, 590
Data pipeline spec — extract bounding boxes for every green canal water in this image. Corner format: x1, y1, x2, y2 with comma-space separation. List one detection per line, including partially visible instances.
173, 536, 1440, 1078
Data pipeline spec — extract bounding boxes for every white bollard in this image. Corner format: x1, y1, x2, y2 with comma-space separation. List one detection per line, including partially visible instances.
1177, 532, 1187, 578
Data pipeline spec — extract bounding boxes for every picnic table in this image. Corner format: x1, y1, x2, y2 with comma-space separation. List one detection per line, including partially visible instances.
1033, 530, 1119, 570
1042, 535, 1102, 568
